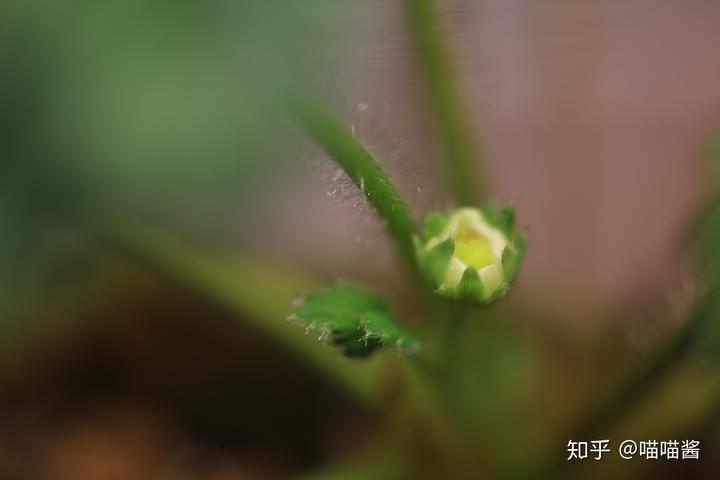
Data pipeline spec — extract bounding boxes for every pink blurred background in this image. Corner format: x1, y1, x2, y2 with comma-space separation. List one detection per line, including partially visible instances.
254, 0, 720, 323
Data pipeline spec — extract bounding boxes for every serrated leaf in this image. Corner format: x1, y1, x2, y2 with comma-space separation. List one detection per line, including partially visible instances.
360, 311, 419, 352
291, 284, 421, 357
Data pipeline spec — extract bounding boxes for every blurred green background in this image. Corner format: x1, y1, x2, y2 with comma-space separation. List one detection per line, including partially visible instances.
4, 1, 720, 479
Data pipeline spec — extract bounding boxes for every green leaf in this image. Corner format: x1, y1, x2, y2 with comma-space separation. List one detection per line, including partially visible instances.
291, 284, 421, 357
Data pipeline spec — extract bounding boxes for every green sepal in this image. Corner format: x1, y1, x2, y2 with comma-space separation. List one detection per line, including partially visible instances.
415, 205, 527, 306
486, 282, 510, 303
290, 283, 421, 357
418, 237, 454, 286
482, 204, 516, 238
423, 212, 448, 238
454, 266, 485, 302
438, 267, 485, 303
437, 268, 507, 305
502, 232, 527, 283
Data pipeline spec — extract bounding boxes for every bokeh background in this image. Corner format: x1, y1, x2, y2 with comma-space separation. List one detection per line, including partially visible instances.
4, 0, 720, 478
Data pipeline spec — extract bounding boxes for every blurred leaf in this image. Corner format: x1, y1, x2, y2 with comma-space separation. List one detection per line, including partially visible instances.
687, 127, 720, 278
96, 222, 398, 408
689, 194, 720, 280
299, 457, 412, 480
692, 290, 720, 365
706, 129, 720, 184
571, 364, 720, 480
0, 0, 340, 308
3, 0, 338, 203
292, 284, 422, 358
688, 130, 720, 280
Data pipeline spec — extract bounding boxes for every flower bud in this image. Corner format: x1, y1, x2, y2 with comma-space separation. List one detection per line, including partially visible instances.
415, 206, 526, 304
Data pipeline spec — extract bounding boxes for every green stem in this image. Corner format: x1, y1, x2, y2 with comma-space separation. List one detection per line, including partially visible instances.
406, 0, 484, 205
540, 289, 718, 479
439, 305, 467, 378
574, 289, 717, 438
297, 101, 421, 277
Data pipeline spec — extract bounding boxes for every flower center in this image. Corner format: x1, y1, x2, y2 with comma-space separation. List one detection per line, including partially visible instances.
453, 233, 496, 270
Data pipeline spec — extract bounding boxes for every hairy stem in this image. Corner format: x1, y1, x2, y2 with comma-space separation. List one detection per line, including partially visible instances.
406, 0, 485, 205
297, 101, 421, 277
